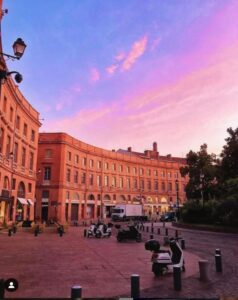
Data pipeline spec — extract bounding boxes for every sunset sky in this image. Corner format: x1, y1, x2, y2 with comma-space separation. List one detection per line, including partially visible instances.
2, 0, 238, 157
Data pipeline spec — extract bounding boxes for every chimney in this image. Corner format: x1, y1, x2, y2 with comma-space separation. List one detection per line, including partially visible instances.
128, 147, 132, 152
112, 149, 115, 152
144, 150, 150, 157
153, 142, 157, 152
166, 154, 171, 158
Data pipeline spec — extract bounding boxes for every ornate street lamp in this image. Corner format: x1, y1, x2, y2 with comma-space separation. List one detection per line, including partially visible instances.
0, 37, 27, 84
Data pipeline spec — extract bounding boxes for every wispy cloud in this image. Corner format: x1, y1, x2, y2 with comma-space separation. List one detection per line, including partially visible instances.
90, 68, 100, 82
122, 36, 148, 71
106, 64, 119, 75
151, 37, 161, 51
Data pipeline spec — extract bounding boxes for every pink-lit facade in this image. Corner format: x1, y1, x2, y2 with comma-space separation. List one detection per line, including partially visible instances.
36, 132, 188, 223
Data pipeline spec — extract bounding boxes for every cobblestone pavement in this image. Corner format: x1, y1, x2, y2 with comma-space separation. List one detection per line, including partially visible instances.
0, 223, 237, 298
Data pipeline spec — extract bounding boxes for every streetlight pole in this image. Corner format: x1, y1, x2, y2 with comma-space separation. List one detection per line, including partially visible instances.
200, 172, 204, 207
175, 179, 179, 220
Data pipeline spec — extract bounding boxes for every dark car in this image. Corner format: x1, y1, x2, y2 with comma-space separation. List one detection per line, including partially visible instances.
160, 212, 175, 222
117, 225, 142, 242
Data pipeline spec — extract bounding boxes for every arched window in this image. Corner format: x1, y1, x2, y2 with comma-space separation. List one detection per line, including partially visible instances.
3, 176, 9, 189
17, 182, 25, 198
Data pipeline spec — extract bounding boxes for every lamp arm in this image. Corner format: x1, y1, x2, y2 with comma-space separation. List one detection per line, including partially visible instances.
0, 52, 20, 60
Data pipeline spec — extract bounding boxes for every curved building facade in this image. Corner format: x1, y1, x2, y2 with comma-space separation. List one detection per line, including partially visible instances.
36, 133, 188, 223
0, 1, 41, 225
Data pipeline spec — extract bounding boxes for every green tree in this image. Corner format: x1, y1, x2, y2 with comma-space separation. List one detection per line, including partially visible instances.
220, 127, 238, 180
180, 144, 217, 201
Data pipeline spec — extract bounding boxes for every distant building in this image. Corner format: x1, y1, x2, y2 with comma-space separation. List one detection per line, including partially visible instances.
36, 133, 188, 223
0, 3, 41, 225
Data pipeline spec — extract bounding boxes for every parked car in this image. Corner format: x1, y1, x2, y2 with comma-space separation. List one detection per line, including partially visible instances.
160, 212, 175, 222
117, 225, 142, 242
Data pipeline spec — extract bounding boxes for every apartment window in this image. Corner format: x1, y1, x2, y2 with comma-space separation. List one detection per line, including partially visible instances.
104, 162, 109, 170
89, 174, 94, 185
133, 167, 137, 174
82, 157, 87, 166
28, 183, 32, 193
154, 180, 158, 191
10, 107, 14, 122
45, 149, 52, 158
168, 182, 172, 191
23, 123, 27, 137
5, 136, 11, 158
126, 178, 130, 188
67, 151, 71, 161
44, 167, 51, 180
42, 190, 49, 198
112, 163, 116, 171
29, 152, 34, 170
127, 166, 130, 173
81, 172, 86, 184
174, 172, 178, 179
119, 165, 123, 172
119, 177, 123, 188
21, 147, 26, 167
74, 171, 78, 183
168, 172, 171, 179
147, 180, 151, 190
14, 142, 18, 163
104, 175, 109, 186
112, 176, 116, 187
74, 154, 79, 164
97, 175, 102, 186
0, 128, 4, 153
89, 159, 94, 168
97, 161, 102, 169
161, 182, 165, 191
12, 178, 16, 190
16, 115, 20, 130
134, 178, 137, 189
140, 179, 144, 190
66, 169, 71, 182
147, 169, 151, 176
31, 129, 35, 142
3, 97, 7, 113
161, 170, 165, 178
154, 170, 158, 176
97, 194, 101, 200
66, 191, 70, 200
139, 168, 144, 176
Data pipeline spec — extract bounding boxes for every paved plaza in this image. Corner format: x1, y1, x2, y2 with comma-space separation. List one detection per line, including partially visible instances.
0, 223, 238, 298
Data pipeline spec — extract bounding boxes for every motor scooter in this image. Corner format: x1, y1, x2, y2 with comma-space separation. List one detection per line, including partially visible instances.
87, 223, 98, 237
95, 223, 112, 238
145, 238, 185, 276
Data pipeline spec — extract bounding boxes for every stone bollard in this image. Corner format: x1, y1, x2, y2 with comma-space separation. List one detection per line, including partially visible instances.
173, 266, 181, 291
181, 239, 185, 250
13, 225, 17, 234
165, 228, 168, 236
175, 230, 178, 239
150, 234, 154, 239
215, 254, 222, 272
199, 260, 209, 281
8, 229, 12, 237
157, 228, 160, 235
84, 229, 87, 237
0, 279, 5, 299
215, 249, 221, 255
34, 228, 38, 237
71, 285, 82, 300
131, 274, 140, 298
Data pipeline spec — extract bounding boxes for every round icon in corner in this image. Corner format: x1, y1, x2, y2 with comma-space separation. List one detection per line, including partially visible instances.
4, 278, 18, 292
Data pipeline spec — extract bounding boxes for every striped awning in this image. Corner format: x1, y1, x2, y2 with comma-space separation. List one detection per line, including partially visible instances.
27, 199, 34, 206
18, 198, 28, 205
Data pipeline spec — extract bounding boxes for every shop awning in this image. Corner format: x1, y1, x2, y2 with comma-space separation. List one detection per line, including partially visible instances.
17, 198, 28, 205
27, 199, 34, 206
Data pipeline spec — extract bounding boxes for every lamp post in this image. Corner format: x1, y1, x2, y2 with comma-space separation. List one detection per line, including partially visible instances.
0, 38, 27, 84
175, 179, 179, 220
200, 172, 204, 207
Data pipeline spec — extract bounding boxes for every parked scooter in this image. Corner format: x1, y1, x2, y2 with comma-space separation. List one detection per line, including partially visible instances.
145, 238, 185, 276
95, 223, 112, 238
87, 223, 98, 238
